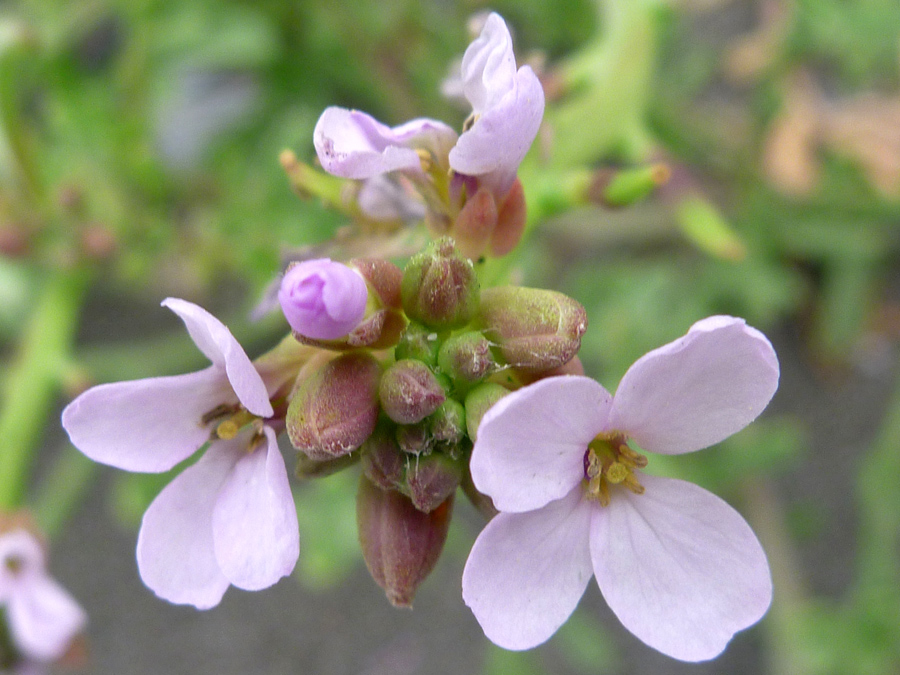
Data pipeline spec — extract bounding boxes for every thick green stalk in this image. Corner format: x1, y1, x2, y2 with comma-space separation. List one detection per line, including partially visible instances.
0, 269, 88, 509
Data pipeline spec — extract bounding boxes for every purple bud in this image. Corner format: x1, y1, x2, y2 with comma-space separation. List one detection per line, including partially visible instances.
379, 359, 446, 425
361, 425, 407, 490
279, 258, 368, 340
405, 452, 463, 513
357, 475, 453, 608
477, 286, 587, 373
286, 353, 381, 460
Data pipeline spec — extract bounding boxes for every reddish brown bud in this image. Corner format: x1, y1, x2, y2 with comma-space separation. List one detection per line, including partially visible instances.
379, 359, 445, 425
477, 286, 587, 373
453, 187, 497, 260
350, 258, 403, 309
357, 475, 453, 608
401, 238, 479, 329
491, 178, 526, 257
361, 425, 407, 490
287, 353, 381, 460
405, 452, 463, 513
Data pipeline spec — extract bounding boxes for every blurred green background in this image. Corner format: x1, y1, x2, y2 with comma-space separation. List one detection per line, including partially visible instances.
2, 0, 900, 672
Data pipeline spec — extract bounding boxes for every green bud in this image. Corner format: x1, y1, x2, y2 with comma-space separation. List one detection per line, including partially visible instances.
286, 353, 381, 460
477, 286, 587, 373
394, 322, 441, 365
464, 383, 510, 442
437, 331, 495, 384
379, 359, 446, 425
357, 475, 453, 608
405, 452, 463, 513
429, 399, 466, 446
401, 237, 479, 329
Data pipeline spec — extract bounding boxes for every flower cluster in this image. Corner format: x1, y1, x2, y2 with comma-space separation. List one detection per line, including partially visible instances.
61, 11, 780, 665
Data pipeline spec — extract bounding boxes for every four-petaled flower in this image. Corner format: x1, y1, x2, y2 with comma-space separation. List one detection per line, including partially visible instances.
313, 12, 543, 202
62, 298, 300, 609
0, 529, 86, 663
462, 316, 779, 661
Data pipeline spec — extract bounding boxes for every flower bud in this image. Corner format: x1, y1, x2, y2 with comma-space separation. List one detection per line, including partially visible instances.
287, 353, 381, 460
405, 452, 463, 513
295, 452, 359, 479
379, 359, 445, 425
361, 425, 407, 490
437, 331, 495, 384
464, 382, 510, 442
477, 286, 587, 372
394, 322, 440, 365
350, 258, 403, 309
401, 238, 479, 329
357, 475, 453, 608
279, 258, 368, 340
429, 399, 466, 445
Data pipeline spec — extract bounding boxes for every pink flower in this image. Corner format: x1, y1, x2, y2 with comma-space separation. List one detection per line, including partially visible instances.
62, 298, 299, 609
0, 529, 86, 662
313, 13, 542, 200
462, 316, 779, 661
278, 258, 368, 340
448, 12, 544, 198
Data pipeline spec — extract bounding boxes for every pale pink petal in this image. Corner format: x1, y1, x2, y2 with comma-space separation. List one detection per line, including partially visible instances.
7, 575, 86, 662
162, 298, 272, 418
471, 376, 610, 513
136, 441, 243, 608
212, 427, 299, 590
449, 66, 544, 197
62, 367, 231, 472
0, 531, 45, 599
314, 107, 457, 179
460, 13, 516, 114
590, 474, 772, 662
608, 316, 779, 455
463, 486, 593, 650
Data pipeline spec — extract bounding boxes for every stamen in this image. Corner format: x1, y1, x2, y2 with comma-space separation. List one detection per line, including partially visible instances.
415, 148, 434, 172
583, 433, 648, 505
214, 409, 257, 440
201, 403, 235, 426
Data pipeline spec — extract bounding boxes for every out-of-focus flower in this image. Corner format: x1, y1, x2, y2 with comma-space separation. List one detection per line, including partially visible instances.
462, 316, 779, 661
278, 258, 369, 340
0, 529, 86, 662
62, 299, 299, 609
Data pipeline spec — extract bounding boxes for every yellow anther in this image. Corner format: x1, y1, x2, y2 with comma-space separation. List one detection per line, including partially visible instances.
415, 148, 433, 172
216, 420, 240, 440
622, 473, 645, 495
584, 434, 649, 505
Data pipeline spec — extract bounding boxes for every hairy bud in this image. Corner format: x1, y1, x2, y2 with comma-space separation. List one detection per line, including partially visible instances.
379, 359, 445, 425
401, 238, 479, 329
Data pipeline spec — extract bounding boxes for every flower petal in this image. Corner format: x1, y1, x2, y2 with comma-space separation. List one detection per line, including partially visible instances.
212, 426, 299, 591
7, 575, 86, 662
0, 530, 45, 600
314, 107, 457, 179
136, 441, 242, 608
62, 367, 231, 472
162, 298, 273, 418
471, 376, 610, 513
460, 13, 517, 114
463, 486, 593, 650
608, 316, 779, 454
590, 474, 772, 662
450, 66, 544, 197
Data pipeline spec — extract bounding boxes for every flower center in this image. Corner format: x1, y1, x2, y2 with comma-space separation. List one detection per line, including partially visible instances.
583, 432, 647, 506
200, 404, 260, 441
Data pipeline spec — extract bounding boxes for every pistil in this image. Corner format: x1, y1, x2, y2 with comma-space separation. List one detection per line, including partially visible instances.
584, 433, 647, 506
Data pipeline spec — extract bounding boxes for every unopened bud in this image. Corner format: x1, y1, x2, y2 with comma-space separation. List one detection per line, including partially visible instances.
379, 359, 445, 425
477, 286, 587, 373
395, 322, 440, 365
405, 452, 463, 513
464, 383, 510, 442
357, 475, 453, 608
295, 452, 359, 479
429, 399, 466, 445
396, 421, 432, 455
350, 258, 403, 309
437, 331, 495, 384
401, 238, 479, 329
361, 425, 407, 490
287, 353, 381, 460
279, 258, 368, 340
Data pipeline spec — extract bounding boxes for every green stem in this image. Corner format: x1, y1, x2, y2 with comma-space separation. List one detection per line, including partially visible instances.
29, 447, 96, 538
0, 269, 89, 509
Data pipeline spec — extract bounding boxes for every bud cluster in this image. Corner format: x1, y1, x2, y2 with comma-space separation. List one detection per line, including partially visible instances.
281, 236, 587, 605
